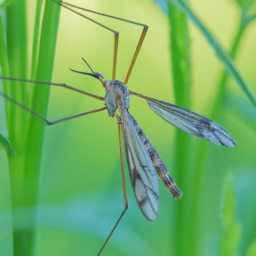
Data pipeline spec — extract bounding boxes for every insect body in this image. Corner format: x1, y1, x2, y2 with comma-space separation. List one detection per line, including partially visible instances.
1, 53, 235, 253
0, 63, 236, 254
69, 59, 235, 225
105, 79, 161, 221
103, 78, 184, 218
0, 0, 236, 255
104, 80, 130, 117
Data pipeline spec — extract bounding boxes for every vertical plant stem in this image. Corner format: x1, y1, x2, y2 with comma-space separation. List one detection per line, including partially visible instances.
212, 22, 245, 119
169, 0, 256, 107
31, 0, 43, 80
23, 1, 60, 255
3, 1, 61, 256
0, 16, 10, 97
168, 1, 191, 256
191, 15, 246, 256
24, 0, 61, 209
6, 1, 29, 255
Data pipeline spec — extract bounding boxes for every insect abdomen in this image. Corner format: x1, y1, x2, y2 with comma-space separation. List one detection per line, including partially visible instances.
130, 115, 182, 199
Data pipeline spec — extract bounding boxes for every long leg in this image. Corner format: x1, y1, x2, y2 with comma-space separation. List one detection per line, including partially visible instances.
0, 76, 104, 101
97, 114, 128, 256
0, 91, 107, 125
52, 0, 119, 80
124, 25, 147, 84
52, 0, 148, 83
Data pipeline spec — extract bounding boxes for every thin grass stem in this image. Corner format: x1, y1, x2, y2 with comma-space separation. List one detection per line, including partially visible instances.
191, 13, 247, 256
168, 1, 191, 256
2, 1, 61, 255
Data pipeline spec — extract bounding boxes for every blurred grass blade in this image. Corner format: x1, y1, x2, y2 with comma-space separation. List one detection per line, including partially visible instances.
6, 0, 28, 150
217, 0, 256, 110
168, 2, 191, 108
169, 0, 256, 108
25, 0, 61, 175
235, 0, 256, 11
0, 15, 12, 133
22, 3, 61, 254
2, 0, 61, 255
227, 91, 256, 124
0, 17, 9, 76
30, 0, 43, 79
246, 241, 256, 256
247, 13, 256, 23
220, 172, 242, 256
0, 0, 14, 9
0, 133, 15, 155
168, 1, 191, 256
215, 23, 245, 117
5, 1, 29, 255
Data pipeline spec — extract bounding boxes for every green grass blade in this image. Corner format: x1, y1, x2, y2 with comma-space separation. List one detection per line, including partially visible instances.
6, 0, 28, 150
23, 0, 61, 237
0, 9, 11, 145
246, 241, 256, 256
247, 13, 256, 23
169, 0, 256, 108
235, 0, 256, 11
0, 133, 15, 155
2, 0, 60, 255
168, 2, 191, 256
30, 0, 43, 79
0, 0, 14, 10
0, 15, 10, 87
5, 1, 29, 255
169, 3, 191, 108
208, 14, 246, 127
216, 23, 245, 108
220, 172, 242, 256
191, 10, 252, 256
227, 92, 256, 125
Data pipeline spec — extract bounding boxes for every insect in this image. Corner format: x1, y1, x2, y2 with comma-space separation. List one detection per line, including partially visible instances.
0, 0, 236, 255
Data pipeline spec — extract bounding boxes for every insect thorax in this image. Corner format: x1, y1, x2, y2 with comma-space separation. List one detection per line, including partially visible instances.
104, 80, 130, 116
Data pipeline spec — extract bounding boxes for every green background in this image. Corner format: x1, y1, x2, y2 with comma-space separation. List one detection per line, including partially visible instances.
0, 0, 256, 255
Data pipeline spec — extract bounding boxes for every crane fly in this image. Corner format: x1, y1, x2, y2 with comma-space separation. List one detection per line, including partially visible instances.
0, 0, 236, 255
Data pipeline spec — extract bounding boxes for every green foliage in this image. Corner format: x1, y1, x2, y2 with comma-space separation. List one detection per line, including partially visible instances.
235, 0, 256, 12
227, 92, 256, 125
168, 0, 256, 107
220, 172, 242, 256
0, 16, 9, 78
0, 133, 15, 155
31, 0, 43, 79
0, 0, 256, 255
0, 0, 60, 255
246, 241, 256, 256
167, 2, 192, 256
168, 2, 191, 108
230, 0, 256, 27
0, 0, 14, 10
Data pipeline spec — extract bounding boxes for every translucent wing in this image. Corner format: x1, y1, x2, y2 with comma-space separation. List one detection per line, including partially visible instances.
117, 99, 159, 221
130, 92, 236, 148
130, 115, 182, 199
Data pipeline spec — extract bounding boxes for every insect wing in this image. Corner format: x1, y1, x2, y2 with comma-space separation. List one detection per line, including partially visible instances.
130, 115, 182, 199
118, 100, 159, 221
132, 93, 236, 148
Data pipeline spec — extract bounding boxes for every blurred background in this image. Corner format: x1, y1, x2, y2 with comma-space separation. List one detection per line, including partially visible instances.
0, 0, 256, 255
